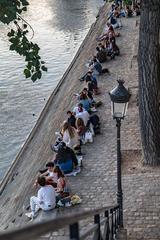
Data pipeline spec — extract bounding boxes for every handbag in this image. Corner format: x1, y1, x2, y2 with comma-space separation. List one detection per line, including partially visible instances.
85, 130, 93, 143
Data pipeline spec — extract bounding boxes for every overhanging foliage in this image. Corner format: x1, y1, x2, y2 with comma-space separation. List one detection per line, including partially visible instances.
0, 0, 47, 81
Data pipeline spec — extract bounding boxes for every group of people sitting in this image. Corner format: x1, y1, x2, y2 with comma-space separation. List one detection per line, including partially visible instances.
25, 1, 140, 220
26, 106, 100, 220
108, 1, 141, 27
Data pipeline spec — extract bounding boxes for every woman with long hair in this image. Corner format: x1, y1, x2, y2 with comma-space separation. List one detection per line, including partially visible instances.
60, 121, 79, 149
54, 166, 70, 198
76, 118, 86, 145
76, 118, 86, 138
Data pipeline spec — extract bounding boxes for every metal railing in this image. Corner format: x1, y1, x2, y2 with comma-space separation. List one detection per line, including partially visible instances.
0, 205, 120, 240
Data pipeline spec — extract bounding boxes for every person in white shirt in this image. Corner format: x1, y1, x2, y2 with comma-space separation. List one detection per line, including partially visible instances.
61, 121, 79, 149
25, 176, 56, 219
75, 104, 90, 127
73, 103, 90, 127
73, 104, 85, 116
76, 111, 90, 127
45, 162, 58, 184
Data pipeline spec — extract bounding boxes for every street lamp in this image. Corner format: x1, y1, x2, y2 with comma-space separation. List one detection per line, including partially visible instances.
109, 79, 131, 228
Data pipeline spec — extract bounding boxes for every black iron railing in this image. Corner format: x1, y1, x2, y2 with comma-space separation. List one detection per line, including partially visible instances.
0, 205, 120, 240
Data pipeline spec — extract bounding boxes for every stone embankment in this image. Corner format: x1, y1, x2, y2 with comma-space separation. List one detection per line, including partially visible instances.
1, 3, 160, 240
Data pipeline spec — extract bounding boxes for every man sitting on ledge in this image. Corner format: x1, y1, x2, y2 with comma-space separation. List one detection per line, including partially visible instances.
25, 176, 56, 220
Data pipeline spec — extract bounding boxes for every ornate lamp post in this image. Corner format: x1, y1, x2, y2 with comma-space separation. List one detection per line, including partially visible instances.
109, 79, 131, 228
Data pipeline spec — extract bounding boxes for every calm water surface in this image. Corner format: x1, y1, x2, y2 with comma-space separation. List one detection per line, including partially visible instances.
0, 0, 104, 179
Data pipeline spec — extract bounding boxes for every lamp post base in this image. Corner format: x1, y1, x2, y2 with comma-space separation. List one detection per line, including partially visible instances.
117, 191, 123, 228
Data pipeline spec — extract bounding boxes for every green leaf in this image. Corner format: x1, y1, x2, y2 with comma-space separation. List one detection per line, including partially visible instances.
23, 24, 27, 29
10, 44, 16, 51
27, 52, 35, 60
21, 0, 29, 6
22, 7, 27, 11
1, 0, 45, 80
27, 62, 32, 70
17, 9, 22, 14
24, 68, 31, 78
31, 73, 38, 82
36, 65, 40, 71
9, 37, 19, 45
41, 66, 47, 72
37, 71, 42, 79
7, 29, 15, 37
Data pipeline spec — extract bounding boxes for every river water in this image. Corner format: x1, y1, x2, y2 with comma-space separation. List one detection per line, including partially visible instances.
0, 0, 104, 180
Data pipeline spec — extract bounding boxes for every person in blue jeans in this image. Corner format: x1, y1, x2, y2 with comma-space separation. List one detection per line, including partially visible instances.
90, 58, 102, 75
54, 142, 78, 173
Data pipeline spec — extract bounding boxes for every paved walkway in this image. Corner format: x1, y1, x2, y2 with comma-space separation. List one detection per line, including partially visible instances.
48, 16, 160, 240
1, 5, 160, 240
40, 13, 143, 239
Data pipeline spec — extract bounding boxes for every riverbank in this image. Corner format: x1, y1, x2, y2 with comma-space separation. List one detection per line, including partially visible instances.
2, 3, 160, 240
0, 3, 110, 230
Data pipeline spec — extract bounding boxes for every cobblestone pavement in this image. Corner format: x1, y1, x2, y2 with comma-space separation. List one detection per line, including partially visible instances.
1, 5, 160, 240
38, 14, 160, 240
56, 16, 160, 240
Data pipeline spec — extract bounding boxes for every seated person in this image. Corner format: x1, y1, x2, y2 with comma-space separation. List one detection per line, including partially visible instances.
54, 142, 78, 173
25, 176, 56, 219
76, 118, 86, 143
45, 162, 58, 186
105, 39, 115, 60
67, 110, 76, 128
108, 25, 116, 39
96, 46, 107, 63
87, 80, 99, 95
73, 103, 85, 116
75, 103, 90, 127
103, 22, 111, 36
90, 58, 109, 75
89, 114, 101, 135
54, 166, 70, 199
60, 121, 79, 149
109, 34, 120, 56
114, 5, 121, 18
109, 15, 119, 29
82, 88, 94, 105
90, 59, 102, 75
79, 92, 91, 112
79, 58, 99, 81
35, 162, 57, 187
126, 6, 133, 17
134, 4, 140, 16
86, 71, 98, 87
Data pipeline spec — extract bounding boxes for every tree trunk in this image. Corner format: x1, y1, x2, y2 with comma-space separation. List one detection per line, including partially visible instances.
138, 0, 160, 165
